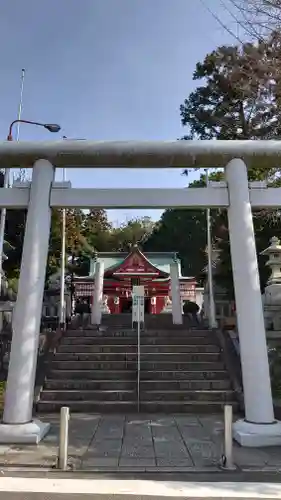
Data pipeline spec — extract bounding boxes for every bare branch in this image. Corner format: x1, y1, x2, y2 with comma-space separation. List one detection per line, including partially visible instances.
230, 0, 281, 40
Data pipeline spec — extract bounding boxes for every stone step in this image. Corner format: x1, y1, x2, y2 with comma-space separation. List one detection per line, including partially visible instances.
140, 344, 220, 353
50, 360, 225, 371
61, 336, 137, 345
40, 390, 137, 401
141, 370, 229, 380
40, 388, 234, 403
37, 400, 138, 413
61, 336, 213, 345
48, 368, 228, 381
66, 330, 136, 338
58, 344, 138, 353
37, 399, 238, 414
53, 352, 221, 362
44, 378, 231, 391
139, 400, 239, 413
140, 379, 232, 390
57, 343, 220, 354
51, 360, 137, 370
54, 353, 136, 362
141, 329, 210, 337
140, 390, 235, 402
66, 329, 211, 337
140, 337, 215, 345
48, 369, 137, 380
45, 379, 136, 390
141, 353, 221, 362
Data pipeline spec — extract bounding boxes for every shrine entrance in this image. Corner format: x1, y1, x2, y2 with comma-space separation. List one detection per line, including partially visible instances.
120, 296, 158, 314
145, 297, 150, 313
1, 141, 281, 447
121, 297, 132, 313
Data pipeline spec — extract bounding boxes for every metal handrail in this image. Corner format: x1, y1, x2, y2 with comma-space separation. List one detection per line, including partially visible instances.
137, 297, 141, 413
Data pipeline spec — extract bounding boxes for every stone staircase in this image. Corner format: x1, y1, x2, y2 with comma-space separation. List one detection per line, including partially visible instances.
37, 326, 239, 413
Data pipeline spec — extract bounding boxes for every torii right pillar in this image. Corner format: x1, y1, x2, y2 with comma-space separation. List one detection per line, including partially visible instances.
226, 158, 281, 447
91, 261, 104, 326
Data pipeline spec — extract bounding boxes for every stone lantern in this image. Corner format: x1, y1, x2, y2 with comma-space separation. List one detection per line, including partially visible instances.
261, 236, 281, 330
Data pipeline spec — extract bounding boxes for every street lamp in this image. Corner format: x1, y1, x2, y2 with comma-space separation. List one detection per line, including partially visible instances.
0, 119, 61, 292
7, 120, 60, 141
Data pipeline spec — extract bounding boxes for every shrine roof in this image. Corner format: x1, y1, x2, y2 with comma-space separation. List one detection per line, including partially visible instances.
89, 250, 178, 276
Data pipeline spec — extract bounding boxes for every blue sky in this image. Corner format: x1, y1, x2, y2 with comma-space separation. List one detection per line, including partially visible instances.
0, 0, 239, 224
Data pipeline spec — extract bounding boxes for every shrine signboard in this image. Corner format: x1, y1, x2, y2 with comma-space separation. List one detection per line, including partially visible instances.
132, 285, 145, 326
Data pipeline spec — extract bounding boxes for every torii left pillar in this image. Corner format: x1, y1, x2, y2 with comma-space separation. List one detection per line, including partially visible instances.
0, 160, 54, 444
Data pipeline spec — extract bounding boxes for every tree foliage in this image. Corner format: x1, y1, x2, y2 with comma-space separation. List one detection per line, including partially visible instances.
179, 34, 281, 296
111, 217, 155, 252
144, 171, 223, 281
180, 32, 281, 180
0, 172, 26, 284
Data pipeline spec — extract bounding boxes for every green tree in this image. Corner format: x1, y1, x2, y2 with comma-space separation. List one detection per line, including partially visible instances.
3, 210, 26, 281
144, 172, 223, 281
0, 172, 26, 282
179, 34, 281, 295
111, 217, 155, 252
47, 208, 88, 279
72, 209, 112, 276
180, 33, 281, 181
82, 209, 112, 252
213, 208, 281, 297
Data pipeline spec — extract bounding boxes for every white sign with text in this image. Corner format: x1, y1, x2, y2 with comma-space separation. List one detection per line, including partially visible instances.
132, 285, 145, 325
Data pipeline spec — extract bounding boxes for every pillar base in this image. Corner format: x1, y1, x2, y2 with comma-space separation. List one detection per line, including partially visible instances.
0, 419, 50, 444
233, 418, 281, 447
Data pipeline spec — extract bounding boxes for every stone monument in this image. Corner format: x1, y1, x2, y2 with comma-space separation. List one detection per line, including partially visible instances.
160, 295, 173, 314
101, 294, 110, 314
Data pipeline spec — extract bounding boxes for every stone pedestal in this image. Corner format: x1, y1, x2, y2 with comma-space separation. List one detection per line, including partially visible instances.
0, 420, 50, 445
233, 420, 281, 447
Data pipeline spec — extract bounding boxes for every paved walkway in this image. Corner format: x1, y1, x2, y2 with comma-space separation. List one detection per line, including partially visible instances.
0, 414, 281, 471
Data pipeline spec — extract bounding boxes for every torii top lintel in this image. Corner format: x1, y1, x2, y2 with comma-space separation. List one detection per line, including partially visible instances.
1, 140, 281, 168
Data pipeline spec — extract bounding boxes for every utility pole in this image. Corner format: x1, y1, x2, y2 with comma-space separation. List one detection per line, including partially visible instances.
206, 169, 217, 329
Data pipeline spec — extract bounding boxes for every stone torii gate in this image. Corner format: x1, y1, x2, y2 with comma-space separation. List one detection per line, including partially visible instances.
0, 140, 281, 447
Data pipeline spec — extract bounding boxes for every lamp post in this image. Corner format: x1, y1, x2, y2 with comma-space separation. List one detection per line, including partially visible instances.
16, 69, 26, 181
59, 174, 66, 328
60, 136, 85, 327
0, 120, 61, 292
205, 169, 217, 329
60, 148, 66, 329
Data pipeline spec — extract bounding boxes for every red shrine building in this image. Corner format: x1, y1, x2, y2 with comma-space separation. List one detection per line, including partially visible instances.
73, 245, 202, 314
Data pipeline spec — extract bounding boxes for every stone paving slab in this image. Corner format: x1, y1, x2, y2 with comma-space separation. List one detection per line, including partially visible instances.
0, 413, 280, 471
119, 457, 156, 467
